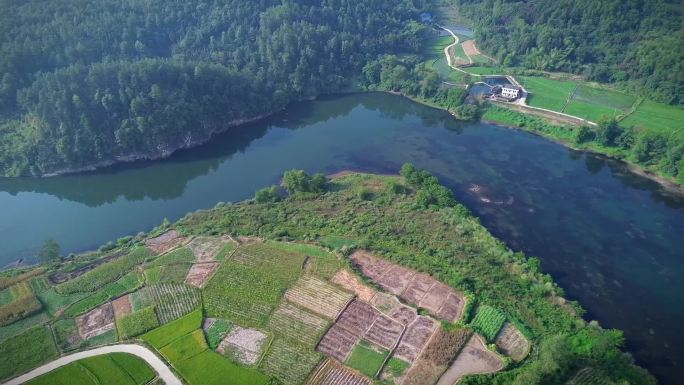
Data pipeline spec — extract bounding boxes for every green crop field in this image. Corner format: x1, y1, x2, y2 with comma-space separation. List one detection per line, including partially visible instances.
64, 291, 109, 317
148, 246, 195, 267
37, 289, 88, 316
131, 283, 200, 323
0, 326, 58, 381
142, 309, 203, 348
466, 66, 505, 75
520, 76, 576, 111
203, 242, 307, 327
160, 329, 207, 362
346, 340, 389, 377
572, 85, 636, 111
0, 311, 49, 341
117, 306, 159, 339
53, 318, 81, 351
564, 101, 621, 122
471, 305, 506, 341
422, 35, 453, 58
25, 353, 155, 385
259, 336, 322, 385
621, 100, 684, 132
145, 264, 192, 285
176, 350, 270, 385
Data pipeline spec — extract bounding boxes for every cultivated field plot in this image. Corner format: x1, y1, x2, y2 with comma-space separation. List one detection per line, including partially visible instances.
145, 230, 187, 254
75, 302, 115, 340
350, 251, 466, 322
284, 275, 353, 319
621, 100, 684, 131
317, 300, 379, 361
204, 318, 232, 349
394, 316, 437, 363
520, 76, 576, 111
112, 294, 132, 320
260, 337, 322, 385
365, 313, 404, 349
471, 305, 506, 341
567, 367, 611, 385
346, 339, 389, 377
564, 84, 636, 121
185, 262, 220, 288
145, 264, 192, 285
132, 283, 200, 323
435, 334, 504, 385
371, 293, 417, 326
401, 327, 472, 385
203, 242, 307, 328
217, 326, 268, 365
0, 326, 58, 381
188, 236, 234, 262
53, 318, 82, 351
495, 322, 530, 362
331, 269, 376, 302
306, 358, 372, 385
269, 301, 329, 347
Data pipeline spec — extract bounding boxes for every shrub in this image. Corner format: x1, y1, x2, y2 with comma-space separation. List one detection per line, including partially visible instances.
282, 170, 327, 194
255, 185, 280, 203
117, 306, 159, 339
356, 186, 373, 200
574, 125, 595, 144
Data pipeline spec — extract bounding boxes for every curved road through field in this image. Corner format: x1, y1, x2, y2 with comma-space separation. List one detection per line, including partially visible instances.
2, 344, 182, 385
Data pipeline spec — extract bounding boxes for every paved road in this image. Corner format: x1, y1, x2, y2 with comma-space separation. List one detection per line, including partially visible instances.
3, 344, 182, 385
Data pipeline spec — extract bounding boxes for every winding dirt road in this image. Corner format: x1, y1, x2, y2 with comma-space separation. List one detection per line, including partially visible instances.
2, 344, 182, 385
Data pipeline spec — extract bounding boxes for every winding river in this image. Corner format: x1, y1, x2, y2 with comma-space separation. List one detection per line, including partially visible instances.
0, 93, 682, 383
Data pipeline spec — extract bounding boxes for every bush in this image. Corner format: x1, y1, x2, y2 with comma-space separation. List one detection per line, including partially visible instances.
282, 170, 327, 194
117, 306, 159, 339
356, 187, 373, 200
254, 185, 279, 203
574, 125, 595, 144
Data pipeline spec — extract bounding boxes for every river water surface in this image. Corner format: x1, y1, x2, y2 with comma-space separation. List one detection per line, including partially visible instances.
0, 93, 682, 382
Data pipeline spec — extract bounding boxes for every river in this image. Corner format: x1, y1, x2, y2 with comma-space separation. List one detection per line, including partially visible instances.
0, 93, 682, 382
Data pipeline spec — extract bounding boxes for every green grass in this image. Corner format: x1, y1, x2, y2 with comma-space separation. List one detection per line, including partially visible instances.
520, 76, 576, 111
144, 264, 192, 285
0, 311, 49, 341
317, 235, 357, 249
205, 319, 232, 349
175, 350, 269, 385
0, 288, 14, 306
572, 85, 636, 111
53, 318, 81, 351
56, 247, 151, 294
422, 35, 453, 58
25, 353, 155, 385
471, 305, 506, 341
564, 100, 621, 122
142, 309, 203, 348
465, 66, 505, 75
64, 291, 109, 317
386, 357, 411, 376
203, 242, 307, 327
83, 328, 117, 347
621, 100, 684, 132
117, 306, 159, 339
215, 242, 238, 260
0, 326, 58, 381
265, 240, 333, 258
345, 340, 389, 378
29, 276, 51, 293
148, 246, 195, 267
37, 288, 89, 316
160, 329, 208, 362
451, 43, 468, 63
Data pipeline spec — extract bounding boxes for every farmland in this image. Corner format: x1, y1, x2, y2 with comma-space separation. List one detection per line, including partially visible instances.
25, 353, 155, 385
520, 76, 576, 111
0, 170, 654, 385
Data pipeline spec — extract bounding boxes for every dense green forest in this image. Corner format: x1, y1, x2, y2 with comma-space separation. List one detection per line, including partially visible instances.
454, 0, 684, 104
0, 0, 428, 176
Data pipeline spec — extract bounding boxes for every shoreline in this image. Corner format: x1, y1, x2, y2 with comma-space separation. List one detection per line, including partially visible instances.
3, 90, 682, 195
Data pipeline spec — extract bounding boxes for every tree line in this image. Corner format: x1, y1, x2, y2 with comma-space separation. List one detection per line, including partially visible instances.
0, 0, 428, 176
454, 0, 683, 104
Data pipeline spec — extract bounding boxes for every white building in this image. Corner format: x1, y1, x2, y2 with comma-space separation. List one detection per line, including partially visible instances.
501, 85, 519, 99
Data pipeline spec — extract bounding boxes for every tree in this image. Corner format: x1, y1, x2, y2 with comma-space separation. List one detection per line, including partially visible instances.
254, 185, 279, 203
282, 170, 328, 194
574, 125, 595, 144
37, 239, 60, 262
595, 118, 621, 146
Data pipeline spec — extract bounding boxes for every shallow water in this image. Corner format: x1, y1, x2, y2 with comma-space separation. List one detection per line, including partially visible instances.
0, 93, 682, 382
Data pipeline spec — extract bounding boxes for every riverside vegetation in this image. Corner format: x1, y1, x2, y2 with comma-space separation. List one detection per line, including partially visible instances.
0, 167, 656, 385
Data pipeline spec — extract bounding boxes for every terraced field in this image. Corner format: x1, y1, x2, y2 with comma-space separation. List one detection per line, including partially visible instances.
131, 284, 201, 323
284, 276, 353, 319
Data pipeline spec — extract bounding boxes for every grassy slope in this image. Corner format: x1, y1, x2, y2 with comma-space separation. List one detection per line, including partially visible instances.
25, 353, 155, 385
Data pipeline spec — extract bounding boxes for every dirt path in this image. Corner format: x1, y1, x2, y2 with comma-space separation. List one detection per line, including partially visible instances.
3, 344, 182, 385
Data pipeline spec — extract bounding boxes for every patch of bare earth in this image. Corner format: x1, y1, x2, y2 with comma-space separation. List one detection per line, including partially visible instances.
317, 300, 381, 361
306, 358, 372, 385
112, 295, 132, 321
188, 236, 233, 262
495, 322, 530, 362
400, 327, 471, 385
185, 262, 220, 288
217, 326, 268, 365
76, 302, 115, 340
350, 251, 467, 322
436, 334, 504, 385
462, 40, 480, 57
394, 316, 437, 363
332, 269, 376, 302
145, 230, 188, 254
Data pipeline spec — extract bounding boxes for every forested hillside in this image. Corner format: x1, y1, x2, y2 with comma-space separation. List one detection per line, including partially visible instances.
454, 0, 684, 104
0, 0, 428, 176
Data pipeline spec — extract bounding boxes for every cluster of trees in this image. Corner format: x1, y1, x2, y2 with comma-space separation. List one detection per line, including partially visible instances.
454, 0, 683, 104
363, 55, 479, 119
574, 119, 684, 183
400, 163, 456, 208
0, 0, 429, 176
